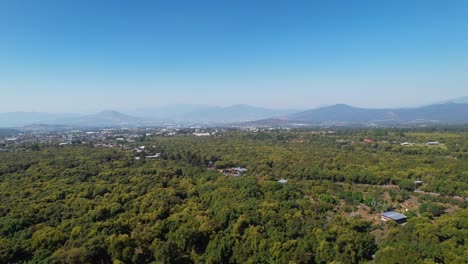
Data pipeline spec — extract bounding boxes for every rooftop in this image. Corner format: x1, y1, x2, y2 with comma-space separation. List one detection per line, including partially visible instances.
382, 211, 407, 221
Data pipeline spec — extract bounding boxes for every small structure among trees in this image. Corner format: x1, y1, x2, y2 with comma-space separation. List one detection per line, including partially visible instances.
381, 211, 407, 224
221, 167, 247, 177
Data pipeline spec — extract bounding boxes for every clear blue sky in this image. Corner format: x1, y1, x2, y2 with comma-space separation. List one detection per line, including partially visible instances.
1, 0, 467, 112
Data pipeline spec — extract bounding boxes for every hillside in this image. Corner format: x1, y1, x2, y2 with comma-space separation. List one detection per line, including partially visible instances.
0, 112, 80, 127
126, 104, 297, 123
55, 110, 143, 127
0, 128, 20, 137
286, 103, 468, 124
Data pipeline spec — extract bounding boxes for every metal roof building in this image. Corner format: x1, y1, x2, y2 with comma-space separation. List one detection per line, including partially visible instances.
381, 211, 407, 224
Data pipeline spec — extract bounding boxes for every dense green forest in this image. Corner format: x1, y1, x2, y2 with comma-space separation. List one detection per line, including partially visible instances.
0, 129, 467, 263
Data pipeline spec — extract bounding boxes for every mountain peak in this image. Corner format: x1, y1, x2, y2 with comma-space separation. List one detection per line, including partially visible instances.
331, 104, 354, 108
96, 110, 125, 116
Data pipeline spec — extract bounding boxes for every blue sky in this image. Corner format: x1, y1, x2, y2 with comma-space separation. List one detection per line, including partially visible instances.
1, 0, 467, 112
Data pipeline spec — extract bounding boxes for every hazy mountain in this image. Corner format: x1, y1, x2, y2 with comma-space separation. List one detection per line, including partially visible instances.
56, 110, 142, 127
288, 104, 393, 123
0, 128, 20, 137
0, 112, 80, 127
60, 105, 296, 126
440, 96, 468, 104
124, 104, 299, 123
2, 102, 466, 128
0, 105, 296, 127
395, 103, 468, 122
286, 103, 468, 124
123, 104, 215, 120
179, 104, 297, 122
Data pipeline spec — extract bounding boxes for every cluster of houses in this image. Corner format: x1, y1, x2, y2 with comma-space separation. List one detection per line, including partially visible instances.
0, 127, 190, 152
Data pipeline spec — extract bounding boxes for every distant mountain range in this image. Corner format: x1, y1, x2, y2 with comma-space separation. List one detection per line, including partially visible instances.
438, 96, 468, 104
174, 104, 297, 122
54, 110, 143, 127
0, 128, 20, 137
0, 105, 298, 127
0, 111, 150, 128
1, 99, 467, 128
124, 104, 298, 123
252, 102, 468, 126
0, 112, 80, 127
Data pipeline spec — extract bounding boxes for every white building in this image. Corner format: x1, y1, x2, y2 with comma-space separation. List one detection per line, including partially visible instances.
193, 132, 211, 137
145, 153, 162, 159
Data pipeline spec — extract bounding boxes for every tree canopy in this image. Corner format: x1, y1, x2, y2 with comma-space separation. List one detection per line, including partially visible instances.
0, 129, 466, 263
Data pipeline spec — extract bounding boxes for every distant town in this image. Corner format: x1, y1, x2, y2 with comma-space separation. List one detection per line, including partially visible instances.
0, 125, 450, 154
0, 126, 256, 152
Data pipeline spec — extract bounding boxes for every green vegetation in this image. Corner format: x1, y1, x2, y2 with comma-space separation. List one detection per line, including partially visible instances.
376, 210, 467, 263
0, 129, 467, 263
